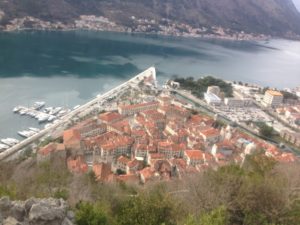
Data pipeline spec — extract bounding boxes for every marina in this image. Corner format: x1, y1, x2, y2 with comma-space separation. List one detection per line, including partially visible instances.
0, 101, 73, 151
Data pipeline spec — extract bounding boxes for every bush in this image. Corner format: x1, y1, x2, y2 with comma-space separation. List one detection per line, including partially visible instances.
0, 185, 17, 199
116, 186, 181, 225
75, 202, 110, 225
53, 189, 69, 200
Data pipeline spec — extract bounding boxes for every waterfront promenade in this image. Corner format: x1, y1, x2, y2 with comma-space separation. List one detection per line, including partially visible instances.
0, 67, 156, 161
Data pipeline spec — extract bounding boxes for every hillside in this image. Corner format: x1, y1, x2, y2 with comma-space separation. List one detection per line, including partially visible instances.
0, 0, 300, 38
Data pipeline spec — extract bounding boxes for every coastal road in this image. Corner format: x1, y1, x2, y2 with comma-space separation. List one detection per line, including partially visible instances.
0, 67, 156, 162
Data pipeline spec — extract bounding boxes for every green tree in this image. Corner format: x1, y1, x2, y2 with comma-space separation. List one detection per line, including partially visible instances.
116, 187, 180, 225
258, 123, 274, 138
75, 202, 110, 225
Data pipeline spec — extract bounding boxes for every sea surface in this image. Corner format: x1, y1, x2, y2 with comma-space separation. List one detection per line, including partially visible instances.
0, 31, 300, 140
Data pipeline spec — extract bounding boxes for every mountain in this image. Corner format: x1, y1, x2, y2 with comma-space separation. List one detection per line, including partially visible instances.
0, 0, 300, 37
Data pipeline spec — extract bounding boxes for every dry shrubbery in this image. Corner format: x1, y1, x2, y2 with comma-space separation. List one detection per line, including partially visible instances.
1, 154, 300, 225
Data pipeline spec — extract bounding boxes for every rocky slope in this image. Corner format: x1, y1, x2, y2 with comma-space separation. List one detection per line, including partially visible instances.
0, 0, 300, 37
0, 197, 74, 225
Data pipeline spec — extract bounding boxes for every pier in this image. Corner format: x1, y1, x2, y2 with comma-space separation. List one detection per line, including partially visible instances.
0, 67, 156, 161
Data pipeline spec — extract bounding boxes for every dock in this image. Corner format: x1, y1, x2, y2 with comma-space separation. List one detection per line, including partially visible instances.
0, 67, 156, 161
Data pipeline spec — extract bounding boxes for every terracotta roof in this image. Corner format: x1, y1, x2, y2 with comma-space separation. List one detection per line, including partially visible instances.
38, 143, 65, 156
99, 111, 123, 123
116, 174, 139, 183
63, 129, 81, 143
117, 156, 131, 165
184, 150, 204, 160
200, 128, 220, 138
266, 90, 283, 97
67, 156, 88, 173
149, 153, 165, 160
93, 163, 114, 182
127, 159, 140, 168
276, 153, 297, 163
139, 167, 155, 182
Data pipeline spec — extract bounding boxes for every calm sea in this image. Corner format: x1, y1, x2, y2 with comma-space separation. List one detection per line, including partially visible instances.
0, 31, 300, 139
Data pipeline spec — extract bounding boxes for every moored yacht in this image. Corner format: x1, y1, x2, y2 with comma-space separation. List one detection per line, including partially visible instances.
1, 138, 19, 147
0, 144, 9, 151
13, 106, 24, 113
18, 130, 36, 138
33, 101, 45, 110
29, 127, 40, 133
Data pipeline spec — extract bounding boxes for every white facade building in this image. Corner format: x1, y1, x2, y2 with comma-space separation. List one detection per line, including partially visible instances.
207, 86, 221, 96
263, 90, 283, 107
224, 98, 253, 107
204, 93, 221, 105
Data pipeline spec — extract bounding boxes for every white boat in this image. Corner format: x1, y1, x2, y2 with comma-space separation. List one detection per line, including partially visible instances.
18, 130, 36, 138
13, 106, 23, 113
50, 107, 62, 115
19, 109, 28, 115
73, 105, 81, 110
33, 101, 45, 110
37, 114, 49, 122
44, 123, 53, 129
1, 138, 19, 147
0, 144, 9, 150
29, 127, 40, 132
48, 115, 56, 122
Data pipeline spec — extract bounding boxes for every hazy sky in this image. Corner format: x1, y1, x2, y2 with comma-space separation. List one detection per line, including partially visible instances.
293, 0, 300, 11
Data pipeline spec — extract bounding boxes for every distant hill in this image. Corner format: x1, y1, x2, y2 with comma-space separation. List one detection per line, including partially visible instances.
1, 0, 300, 37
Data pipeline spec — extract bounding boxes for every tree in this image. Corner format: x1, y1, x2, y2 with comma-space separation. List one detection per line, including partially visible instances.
75, 202, 110, 225
116, 187, 181, 225
258, 123, 274, 138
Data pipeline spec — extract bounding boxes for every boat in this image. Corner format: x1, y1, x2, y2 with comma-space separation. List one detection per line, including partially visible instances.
13, 106, 24, 113
0, 144, 9, 150
29, 127, 40, 133
33, 101, 45, 110
18, 130, 36, 138
19, 109, 28, 115
1, 138, 19, 147
44, 123, 53, 129
43, 107, 53, 114
48, 115, 56, 122
73, 105, 81, 110
37, 113, 49, 122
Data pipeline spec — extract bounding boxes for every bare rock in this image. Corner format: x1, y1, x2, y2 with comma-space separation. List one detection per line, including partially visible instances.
3, 217, 21, 225
28, 198, 66, 225
24, 199, 37, 215
61, 218, 74, 225
66, 211, 75, 221
0, 197, 12, 218
9, 203, 25, 222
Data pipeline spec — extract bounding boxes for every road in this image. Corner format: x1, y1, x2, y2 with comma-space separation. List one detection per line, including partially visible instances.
0, 67, 156, 161
172, 89, 300, 156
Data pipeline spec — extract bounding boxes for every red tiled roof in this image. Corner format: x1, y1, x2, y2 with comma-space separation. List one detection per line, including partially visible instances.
200, 128, 220, 138
63, 129, 81, 144
93, 163, 114, 182
116, 174, 139, 183
99, 111, 123, 123
117, 156, 131, 165
184, 150, 204, 160
38, 143, 65, 156
67, 156, 88, 173
139, 167, 155, 181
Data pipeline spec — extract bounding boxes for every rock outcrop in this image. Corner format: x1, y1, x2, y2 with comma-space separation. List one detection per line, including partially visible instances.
0, 197, 74, 225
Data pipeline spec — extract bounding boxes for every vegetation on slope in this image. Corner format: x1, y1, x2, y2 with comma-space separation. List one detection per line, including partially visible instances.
0, 0, 300, 36
1, 153, 300, 224
174, 76, 233, 98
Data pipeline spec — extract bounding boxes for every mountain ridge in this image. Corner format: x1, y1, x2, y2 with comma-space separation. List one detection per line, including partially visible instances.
0, 0, 300, 38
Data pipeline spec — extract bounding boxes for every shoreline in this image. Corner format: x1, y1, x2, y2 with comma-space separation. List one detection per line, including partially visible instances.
0, 28, 270, 42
